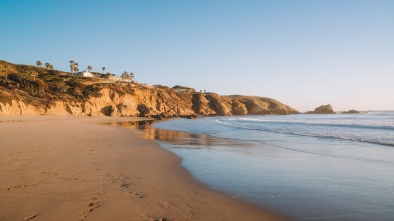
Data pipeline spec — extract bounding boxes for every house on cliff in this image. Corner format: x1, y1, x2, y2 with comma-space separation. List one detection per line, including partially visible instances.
102, 73, 133, 83
76, 70, 94, 78
173, 85, 195, 93
119, 78, 132, 83
106, 74, 120, 81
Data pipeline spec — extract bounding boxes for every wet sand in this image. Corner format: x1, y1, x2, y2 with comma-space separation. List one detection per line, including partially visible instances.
0, 116, 287, 221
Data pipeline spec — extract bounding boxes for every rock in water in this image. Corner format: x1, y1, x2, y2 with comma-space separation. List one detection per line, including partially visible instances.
305, 104, 335, 114
342, 109, 360, 114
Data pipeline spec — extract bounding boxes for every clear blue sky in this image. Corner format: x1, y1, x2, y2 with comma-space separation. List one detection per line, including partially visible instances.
1, 0, 393, 111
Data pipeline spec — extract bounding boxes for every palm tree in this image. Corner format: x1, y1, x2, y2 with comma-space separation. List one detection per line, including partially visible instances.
74, 63, 79, 74
36, 61, 42, 67
45, 63, 51, 69
121, 71, 134, 82
87, 65, 92, 72
50, 65, 54, 70
102, 67, 105, 75
69, 60, 74, 74
121, 71, 129, 79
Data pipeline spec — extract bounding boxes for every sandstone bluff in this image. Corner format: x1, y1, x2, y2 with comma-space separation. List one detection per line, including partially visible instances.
0, 60, 299, 117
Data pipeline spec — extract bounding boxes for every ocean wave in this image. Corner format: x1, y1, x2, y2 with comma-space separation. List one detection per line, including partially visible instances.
224, 118, 394, 131
215, 119, 394, 147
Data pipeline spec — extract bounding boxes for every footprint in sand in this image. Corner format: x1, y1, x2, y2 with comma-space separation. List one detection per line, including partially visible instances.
7, 184, 37, 190
120, 183, 129, 188
123, 192, 143, 199
86, 202, 101, 212
22, 215, 36, 220
41, 172, 58, 176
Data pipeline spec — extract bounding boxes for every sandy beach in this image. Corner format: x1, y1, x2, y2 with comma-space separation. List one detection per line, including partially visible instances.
0, 116, 286, 221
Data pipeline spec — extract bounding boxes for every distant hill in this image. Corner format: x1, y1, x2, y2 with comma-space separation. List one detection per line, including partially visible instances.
0, 60, 299, 117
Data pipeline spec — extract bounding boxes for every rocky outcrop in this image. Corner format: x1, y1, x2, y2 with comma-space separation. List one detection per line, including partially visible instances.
0, 60, 300, 117
226, 95, 298, 115
342, 109, 360, 114
305, 104, 335, 114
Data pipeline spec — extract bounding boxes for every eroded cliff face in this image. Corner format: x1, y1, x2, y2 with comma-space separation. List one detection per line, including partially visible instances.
0, 85, 299, 117
0, 61, 299, 117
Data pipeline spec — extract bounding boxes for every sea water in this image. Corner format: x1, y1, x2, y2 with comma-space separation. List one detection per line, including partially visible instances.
149, 112, 394, 220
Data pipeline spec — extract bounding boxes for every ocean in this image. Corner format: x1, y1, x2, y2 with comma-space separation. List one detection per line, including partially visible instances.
139, 111, 394, 220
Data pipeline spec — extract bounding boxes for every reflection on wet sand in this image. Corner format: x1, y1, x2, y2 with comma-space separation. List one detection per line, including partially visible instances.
110, 121, 249, 148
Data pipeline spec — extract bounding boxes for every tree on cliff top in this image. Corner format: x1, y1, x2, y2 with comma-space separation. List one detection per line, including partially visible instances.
36, 61, 42, 67
121, 71, 129, 78
69, 61, 79, 74
73, 62, 79, 73
121, 71, 134, 82
69, 60, 74, 74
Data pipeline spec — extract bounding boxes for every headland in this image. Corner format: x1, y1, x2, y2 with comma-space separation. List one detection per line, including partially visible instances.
0, 60, 299, 117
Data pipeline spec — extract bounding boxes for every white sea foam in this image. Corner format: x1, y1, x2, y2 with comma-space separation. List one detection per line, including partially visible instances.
213, 113, 394, 146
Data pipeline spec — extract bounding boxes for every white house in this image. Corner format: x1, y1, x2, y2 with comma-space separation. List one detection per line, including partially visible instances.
107, 74, 121, 81
77, 70, 94, 78
104, 74, 133, 82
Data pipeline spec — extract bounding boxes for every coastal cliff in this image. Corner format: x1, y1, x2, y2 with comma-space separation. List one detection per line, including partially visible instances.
0, 61, 299, 117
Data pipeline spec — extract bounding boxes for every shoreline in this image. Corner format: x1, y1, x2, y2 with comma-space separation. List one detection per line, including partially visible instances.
0, 116, 287, 221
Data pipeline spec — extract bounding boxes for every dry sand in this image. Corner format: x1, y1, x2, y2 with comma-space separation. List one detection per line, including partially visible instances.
0, 116, 288, 221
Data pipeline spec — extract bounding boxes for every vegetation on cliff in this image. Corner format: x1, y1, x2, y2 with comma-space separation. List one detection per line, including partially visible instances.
0, 60, 299, 117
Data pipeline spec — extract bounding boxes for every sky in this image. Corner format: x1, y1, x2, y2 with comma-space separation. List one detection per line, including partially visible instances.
1, 0, 393, 112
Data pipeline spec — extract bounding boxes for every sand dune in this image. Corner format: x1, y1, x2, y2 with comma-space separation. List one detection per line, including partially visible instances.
0, 116, 287, 221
